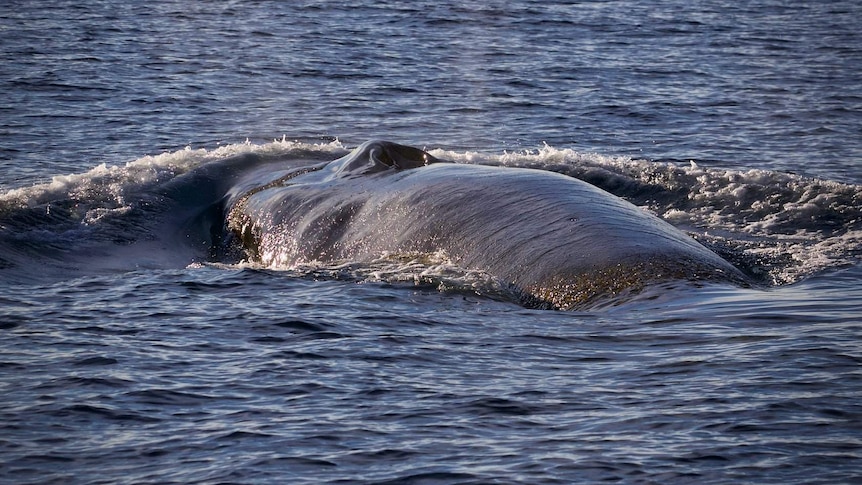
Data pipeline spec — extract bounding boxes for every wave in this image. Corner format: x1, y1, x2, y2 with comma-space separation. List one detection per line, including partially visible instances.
0, 138, 348, 282
1, 139, 859, 293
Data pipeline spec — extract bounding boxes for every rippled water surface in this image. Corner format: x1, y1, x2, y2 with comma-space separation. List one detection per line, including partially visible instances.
3, 266, 861, 484
3, 0, 860, 185
2, 1, 861, 483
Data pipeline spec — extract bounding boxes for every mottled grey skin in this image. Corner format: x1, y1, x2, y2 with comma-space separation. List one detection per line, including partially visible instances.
227, 141, 748, 309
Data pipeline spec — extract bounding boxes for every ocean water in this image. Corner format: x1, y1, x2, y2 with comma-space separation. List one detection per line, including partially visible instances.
1, 1, 861, 484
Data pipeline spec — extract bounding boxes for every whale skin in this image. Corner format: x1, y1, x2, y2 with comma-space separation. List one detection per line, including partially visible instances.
224, 141, 749, 309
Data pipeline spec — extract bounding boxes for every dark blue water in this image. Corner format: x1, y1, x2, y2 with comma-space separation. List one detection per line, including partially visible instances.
2, 1, 861, 483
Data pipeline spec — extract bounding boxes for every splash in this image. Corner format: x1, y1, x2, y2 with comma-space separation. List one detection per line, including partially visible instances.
1, 139, 858, 289
0, 137, 346, 210
0, 138, 347, 281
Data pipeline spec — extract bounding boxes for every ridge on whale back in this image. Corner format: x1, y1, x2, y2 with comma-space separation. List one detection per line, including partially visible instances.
225, 140, 750, 309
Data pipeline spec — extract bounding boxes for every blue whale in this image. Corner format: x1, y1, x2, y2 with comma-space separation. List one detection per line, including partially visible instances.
223, 141, 748, 309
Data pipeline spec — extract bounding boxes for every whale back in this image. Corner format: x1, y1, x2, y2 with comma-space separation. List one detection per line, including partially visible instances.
227, 142, 749, 309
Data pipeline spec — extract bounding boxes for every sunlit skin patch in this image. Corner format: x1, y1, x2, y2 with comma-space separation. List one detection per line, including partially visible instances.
528, 258, 750, 310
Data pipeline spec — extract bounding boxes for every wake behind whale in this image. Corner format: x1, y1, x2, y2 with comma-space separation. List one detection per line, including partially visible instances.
3, 139, 857, 309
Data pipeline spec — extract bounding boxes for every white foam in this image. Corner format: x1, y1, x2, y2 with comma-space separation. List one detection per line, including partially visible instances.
0, 138, 346, 209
